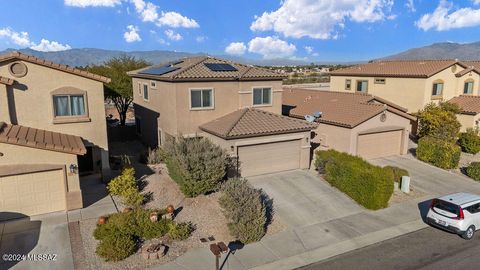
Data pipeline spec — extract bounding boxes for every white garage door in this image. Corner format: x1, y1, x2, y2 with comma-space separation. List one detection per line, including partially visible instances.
357, 130, 403, 159
238, 140, 301, 177
0, 169, 66, 216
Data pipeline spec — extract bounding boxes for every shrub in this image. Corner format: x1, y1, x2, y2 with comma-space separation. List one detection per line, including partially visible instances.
458, 128, 480, 154
168, 222, 194, 240
466, 162, 480, 181
219, 179, 268, 244
383, 166, 409, 183
316, 150, 394, 210
417, 102, 461, 142
107, 167, 144, 208
146, 147, 167, 165
96, 234, 136, 261
314, 149, 344, 174
417, 136, 461, 169
164, 137, 228, 197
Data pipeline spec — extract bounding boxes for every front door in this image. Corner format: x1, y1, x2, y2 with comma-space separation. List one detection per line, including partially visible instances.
78, 146, 94, 175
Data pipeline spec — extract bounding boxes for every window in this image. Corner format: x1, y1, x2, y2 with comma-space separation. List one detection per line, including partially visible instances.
374, 78, 386, 84
143, 84, 149, 100
150, 81, 157, 89
138, 83, 141, 95
432, 82, 444, 97
53, 95, 86, 117
356, 80, 368, 93
466, 203, 480, 214
190, 89, 213, 109
253, 87, 272, 105
345, 79, 351, 90
464, 81, 474, 94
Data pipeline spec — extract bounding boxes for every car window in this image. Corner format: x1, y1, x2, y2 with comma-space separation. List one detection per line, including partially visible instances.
465, 203, 480, 214
433, 200, 459, 215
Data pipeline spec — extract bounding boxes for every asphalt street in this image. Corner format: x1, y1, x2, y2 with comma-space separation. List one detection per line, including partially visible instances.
299, 226, 480, 270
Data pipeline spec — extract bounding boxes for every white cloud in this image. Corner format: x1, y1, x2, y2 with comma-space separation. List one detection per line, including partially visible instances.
474, 0, 480, 5
225, 42, 247, 55
406, 0, 416, 12
30, 39, 71, 52
251, 0, 393, 39
196, 36, 207, 42
304, 46, 313, 54
164, 29, 182, 41
124, 25, 141, 42
64, 0, 121, 7
157, 11, 199, 28
416, 0, 480, 31
0, 27, 71, 52
248, 36, 296, 59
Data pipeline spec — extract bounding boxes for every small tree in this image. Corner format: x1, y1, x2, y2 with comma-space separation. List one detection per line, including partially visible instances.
107, 167, 144, 208
417, 102, 461, 142
458, 128, 480, 154
87, 56, 149, 126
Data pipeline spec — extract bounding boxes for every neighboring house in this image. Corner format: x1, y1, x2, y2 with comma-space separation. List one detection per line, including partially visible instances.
0, 52, 110, 218
128, 56, 317, 176
283, 89, 415, 159
449, 95, 480, 132
330, 60, 480, 113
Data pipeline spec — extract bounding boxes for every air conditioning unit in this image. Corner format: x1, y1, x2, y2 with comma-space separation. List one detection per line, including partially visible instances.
304, 115, 316, 123
313, 111, 322, 118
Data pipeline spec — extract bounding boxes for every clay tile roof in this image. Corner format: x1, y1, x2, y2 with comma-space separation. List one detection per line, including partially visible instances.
0, 122, 86, 155
128, 56, 285, 82
330, 59, 461, 78
0, 51, 110, 83
199, 108, 317, 139
0, 76, 14, 85
283, 88, 415, 128
448, 95, 480, 115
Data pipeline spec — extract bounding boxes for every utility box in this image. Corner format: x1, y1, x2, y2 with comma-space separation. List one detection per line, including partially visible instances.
401, 176, 410, 194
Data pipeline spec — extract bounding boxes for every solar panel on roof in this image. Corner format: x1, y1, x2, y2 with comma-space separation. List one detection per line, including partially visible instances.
204, 63, 237, 71
139, 66, 180, 75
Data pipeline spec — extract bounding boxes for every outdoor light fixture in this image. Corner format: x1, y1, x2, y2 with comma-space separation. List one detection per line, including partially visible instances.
69, 164, 78, 174
209, 242, 228, 270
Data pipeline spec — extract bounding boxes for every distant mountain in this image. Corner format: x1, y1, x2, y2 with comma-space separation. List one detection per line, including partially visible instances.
381, 42, 480, 60
0, 48, 311, 67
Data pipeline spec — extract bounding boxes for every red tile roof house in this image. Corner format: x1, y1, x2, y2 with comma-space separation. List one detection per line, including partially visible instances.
128, 56, 317, 177
449, 95, 480, 132
283, 88, 416, 159
0, 52, 110, 218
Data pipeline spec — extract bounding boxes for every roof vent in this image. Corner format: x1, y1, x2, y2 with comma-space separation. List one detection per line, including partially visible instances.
312, 111, 322, 118
304, 115, 316, 123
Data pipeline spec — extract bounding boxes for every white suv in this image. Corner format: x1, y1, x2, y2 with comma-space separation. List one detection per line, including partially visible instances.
426, 192, 480, 240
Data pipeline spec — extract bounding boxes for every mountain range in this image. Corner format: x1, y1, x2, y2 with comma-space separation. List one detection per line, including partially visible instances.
381, 41, 480, 61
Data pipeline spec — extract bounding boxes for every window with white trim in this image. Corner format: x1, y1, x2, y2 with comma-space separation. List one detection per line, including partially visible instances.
432, 82, 444, 97
345, 79, 351, 90
253, 87, 272, 105
356, 80, 368, 93
53, 95, 86, 117
190, 89, 213, 109
143, 84, 149, 100
464, 81, 474, 94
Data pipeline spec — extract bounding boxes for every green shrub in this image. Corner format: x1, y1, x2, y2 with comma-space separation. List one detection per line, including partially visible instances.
383, 166, 409, 183
458, 128, 480, 154
146, 147, 167, 164
314, 149, 344, 174
168, 222, 194, 240
107, 167, 144, 208
417, 136, 461, 169
164, 137, 228, 197
466, 162, 480, 181
417, 102, 461, 141
219, 179, 268, 244
95, 234, 136, 261
317, 150, 394, 210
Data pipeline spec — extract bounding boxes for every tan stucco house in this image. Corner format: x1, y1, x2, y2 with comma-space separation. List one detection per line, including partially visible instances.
129, 56, 317, 177
330, 60, 480, 113
0, 52, 110, 218
449, 95, 480, 132
283, 88, 415, 159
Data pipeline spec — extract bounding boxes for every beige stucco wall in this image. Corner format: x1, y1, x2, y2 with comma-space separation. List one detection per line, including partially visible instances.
330, 64, 480, 114
202, 131, 311, 171
313, 110, 411, 156
132, 78, 283, 142
0, 60, 109, 151
0, 143, 82, 210
457, 114, 480, 132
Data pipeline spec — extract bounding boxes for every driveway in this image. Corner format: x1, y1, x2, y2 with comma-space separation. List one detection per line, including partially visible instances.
369, 155, 480, 196
249, 170, 363, 228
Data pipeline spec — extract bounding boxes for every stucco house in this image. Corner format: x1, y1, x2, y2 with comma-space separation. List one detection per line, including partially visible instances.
0, 52, 110, 217
283, 88, 415, 159
128, 56, 317, 176
449, 95, 480, 132
330, 60, 480, 113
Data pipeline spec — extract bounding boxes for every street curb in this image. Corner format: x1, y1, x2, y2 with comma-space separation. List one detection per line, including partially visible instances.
251, 219, 428, 270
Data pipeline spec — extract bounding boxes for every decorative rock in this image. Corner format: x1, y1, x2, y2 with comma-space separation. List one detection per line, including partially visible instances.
166, 205, 175, 214
162, 212, 174, 220
97, 216, 107, 225
141, 243, 166, 260
150, 212, 159, 222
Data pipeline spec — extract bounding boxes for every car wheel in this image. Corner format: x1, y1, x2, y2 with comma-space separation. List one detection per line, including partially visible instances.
462, 226, 475, 240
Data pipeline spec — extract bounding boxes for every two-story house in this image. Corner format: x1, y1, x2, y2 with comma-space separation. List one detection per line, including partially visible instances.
330, 60, 480, 114
128, 56, 317, 177
0, 52, 110, 218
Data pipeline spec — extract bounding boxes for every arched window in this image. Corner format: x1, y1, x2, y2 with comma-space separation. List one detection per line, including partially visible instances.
464, 79, 474, 95
431, 80, 444, 98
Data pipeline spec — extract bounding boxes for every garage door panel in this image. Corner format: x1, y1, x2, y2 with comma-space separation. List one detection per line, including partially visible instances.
0, 170, 66, 217
357, 130, 402, 159
239, 140, 301, 177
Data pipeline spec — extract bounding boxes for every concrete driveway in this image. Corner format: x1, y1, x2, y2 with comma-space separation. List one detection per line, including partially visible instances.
249, 170, 363, 228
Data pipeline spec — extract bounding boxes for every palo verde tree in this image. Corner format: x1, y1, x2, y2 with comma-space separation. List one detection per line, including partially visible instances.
87, 55, 149, 126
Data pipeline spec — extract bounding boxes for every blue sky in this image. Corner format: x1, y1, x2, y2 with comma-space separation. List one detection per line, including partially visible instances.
1, 0, 480, 62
